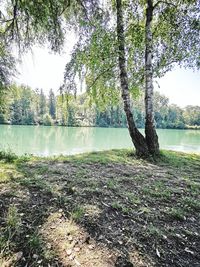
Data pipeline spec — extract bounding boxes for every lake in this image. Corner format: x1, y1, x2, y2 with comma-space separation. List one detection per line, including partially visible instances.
0, 125, 200, 156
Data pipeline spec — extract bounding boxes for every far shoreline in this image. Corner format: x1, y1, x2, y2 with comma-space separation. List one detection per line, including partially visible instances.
0, 124, 200, 130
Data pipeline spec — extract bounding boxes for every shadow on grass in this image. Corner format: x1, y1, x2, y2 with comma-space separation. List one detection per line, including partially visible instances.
0, 149, 200, 266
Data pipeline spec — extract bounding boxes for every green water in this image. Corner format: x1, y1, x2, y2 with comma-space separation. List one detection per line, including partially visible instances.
0, 125, 200, 156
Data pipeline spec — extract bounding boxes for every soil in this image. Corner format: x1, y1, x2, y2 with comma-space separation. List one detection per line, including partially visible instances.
0, 150, 200, 267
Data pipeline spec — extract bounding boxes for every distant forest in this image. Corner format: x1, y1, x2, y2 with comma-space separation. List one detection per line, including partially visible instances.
0, 84, 200, 129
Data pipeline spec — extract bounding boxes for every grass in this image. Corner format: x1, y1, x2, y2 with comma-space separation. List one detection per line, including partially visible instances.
182, 197, 200, 211
125, 192, 141, 205
0, 205, 22, 257
0, 149, 199, 266
142, 184, 172, 200
167, 208, 186, 221
107, 179, 116, 189
71, 206, 85, 221
27, 232, 43, 252
0, 150, 18, 163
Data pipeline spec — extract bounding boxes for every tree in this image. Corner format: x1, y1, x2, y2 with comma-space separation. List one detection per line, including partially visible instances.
1, 0, 199, 157
167, 105, 185, 129
39, 89, 47, 118
0, 40, 16, 116
49, 89, 56, 119
0, 0, 70, 52
116, 0, 149, 156
144, 0, 159, 154
183, 106, 200, 126
143, 0, 199, 153
63, 0, 199, 156
153, 92, 169, 128
9, 84, 37, 125
43, 113, 53, 126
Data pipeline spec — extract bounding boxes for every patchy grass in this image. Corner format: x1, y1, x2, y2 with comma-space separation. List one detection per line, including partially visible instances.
0, 149, 200, 266
182, 197, 200, 212
166, 207, 186, 221
71, 206, 85, 221
0, 150, 18, 163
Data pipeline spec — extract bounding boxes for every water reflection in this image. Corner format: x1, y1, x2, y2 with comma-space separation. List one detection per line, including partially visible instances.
0, 125, 199, 156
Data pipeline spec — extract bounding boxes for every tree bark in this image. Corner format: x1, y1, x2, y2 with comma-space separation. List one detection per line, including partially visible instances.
116, 0, 149, 157
145, 0, 159, 155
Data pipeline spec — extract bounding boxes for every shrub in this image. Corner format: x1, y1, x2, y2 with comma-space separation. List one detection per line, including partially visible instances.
42, 113, 53, 126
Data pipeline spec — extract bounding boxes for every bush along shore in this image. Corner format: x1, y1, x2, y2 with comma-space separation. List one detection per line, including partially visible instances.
0, 149, 200, 267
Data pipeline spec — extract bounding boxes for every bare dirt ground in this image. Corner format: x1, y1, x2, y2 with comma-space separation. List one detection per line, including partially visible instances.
0, 149, 200, 267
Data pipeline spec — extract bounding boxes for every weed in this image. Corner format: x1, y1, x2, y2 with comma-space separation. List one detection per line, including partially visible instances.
147, 225, 164, 237
139, 207, 151, 214
125, 192, 141, 204
182, 197, 200, 211
18, 177, 52, 193
111, 201, 121, 209
167, 208, 186, 221
0, 205, 22, 254
111, 202, 131, 213
0, 150, 17, 163
6, 205, 21, 230
142, 185, 171, 200
27, 232, 43, 252
107, 179, 116, 189
71, 206, 85, 221
36, 166, 49, 175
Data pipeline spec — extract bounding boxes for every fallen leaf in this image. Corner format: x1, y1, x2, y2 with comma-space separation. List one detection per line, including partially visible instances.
156, 248, 161, 258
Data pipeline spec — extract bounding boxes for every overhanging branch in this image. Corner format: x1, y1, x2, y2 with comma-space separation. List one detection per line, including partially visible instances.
153, 1, 177, 10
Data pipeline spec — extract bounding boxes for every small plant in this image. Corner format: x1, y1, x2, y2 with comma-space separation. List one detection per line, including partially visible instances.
28, 232, 43, 252
142, 184, 171, 200
182, 197, 200, 211
186, 180, 200, 193
111, 201, 131, 213
71, 206, 85, 221
167, 208, 186, 221
19, 177, 52, 192
125, 192, 141, 204
36, 166, 49, 175
0, 205, 22, 254
107, 179, 116, 189
0, 150, 17, 163
139, 207, 151, 214
111, 201, 121, 209
121, 206, 131, 214
6, 205, 21, 230
147, 225, 163, 237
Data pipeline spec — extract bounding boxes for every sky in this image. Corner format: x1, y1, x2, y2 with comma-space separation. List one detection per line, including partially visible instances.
15, 46, 200, 108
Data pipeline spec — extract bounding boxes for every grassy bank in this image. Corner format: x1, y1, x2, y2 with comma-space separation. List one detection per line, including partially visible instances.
0, 150, 200, 267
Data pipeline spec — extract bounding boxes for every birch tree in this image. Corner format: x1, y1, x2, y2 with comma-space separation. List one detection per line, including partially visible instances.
63, 0, 199, 156
116, 0, 149, 156
145, 0, 159, 155
1, 0, 199, 157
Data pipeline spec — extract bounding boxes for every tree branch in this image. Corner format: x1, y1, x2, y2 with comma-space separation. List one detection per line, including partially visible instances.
153, 1, 176, 10
87, 64, 116, 91
78, 0, 96, 28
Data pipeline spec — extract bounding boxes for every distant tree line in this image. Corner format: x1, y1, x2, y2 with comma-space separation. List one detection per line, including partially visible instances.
1, 0, 199, 156
0, 84, 199, 129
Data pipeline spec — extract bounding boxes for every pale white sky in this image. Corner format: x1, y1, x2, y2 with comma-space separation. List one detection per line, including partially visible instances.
154, 68, 200, 107
15, 46, 200, 108
15, 45, 73, 95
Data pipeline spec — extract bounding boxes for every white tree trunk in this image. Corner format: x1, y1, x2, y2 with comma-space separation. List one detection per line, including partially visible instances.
116, 0, 149, 157
145, 0, 159, 155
